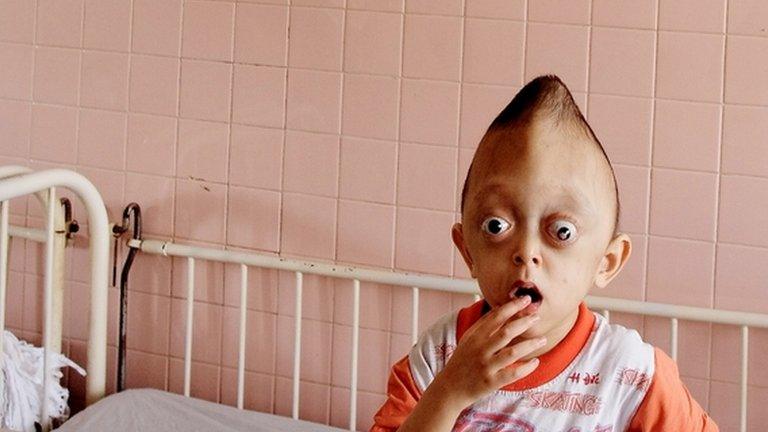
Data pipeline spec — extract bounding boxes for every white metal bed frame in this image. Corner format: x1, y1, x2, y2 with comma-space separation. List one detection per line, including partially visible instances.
125, 239, 768, 432
0, 166, 109, 431
2, 166, 768, 431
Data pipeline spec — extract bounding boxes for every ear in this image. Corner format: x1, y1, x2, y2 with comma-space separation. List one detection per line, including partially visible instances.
452, 223, 476, 278
594, 232, 632, 290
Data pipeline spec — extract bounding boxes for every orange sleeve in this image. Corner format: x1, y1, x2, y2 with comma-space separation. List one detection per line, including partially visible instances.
370, 355, 422, 432
628, 347, 718, 431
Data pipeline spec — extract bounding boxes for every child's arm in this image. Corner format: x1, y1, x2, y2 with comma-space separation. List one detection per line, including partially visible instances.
373, 296, 545, 432
628, 347, 718, 431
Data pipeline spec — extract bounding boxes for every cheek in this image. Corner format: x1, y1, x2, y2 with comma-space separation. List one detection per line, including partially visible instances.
475, 260, 504, 286
550, 255, 591, 290
473, 256, 509, 301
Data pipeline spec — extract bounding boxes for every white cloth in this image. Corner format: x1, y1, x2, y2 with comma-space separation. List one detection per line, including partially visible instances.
0, 331, 85, 432
408, 311, 655, 432
56, 389, 347, 432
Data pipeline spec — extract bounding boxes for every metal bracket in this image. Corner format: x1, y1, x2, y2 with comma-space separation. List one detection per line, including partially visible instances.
112, 202, 142, 393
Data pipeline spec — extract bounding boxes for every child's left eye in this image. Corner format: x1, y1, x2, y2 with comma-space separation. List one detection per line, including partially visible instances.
548, 220, 577, 242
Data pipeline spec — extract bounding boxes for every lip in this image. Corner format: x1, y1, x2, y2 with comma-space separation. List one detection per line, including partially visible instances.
511, 279, 538, 291
509, 279, 543, 311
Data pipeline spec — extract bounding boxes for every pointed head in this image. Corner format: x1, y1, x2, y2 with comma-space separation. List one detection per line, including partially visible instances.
453, 75, 631, 342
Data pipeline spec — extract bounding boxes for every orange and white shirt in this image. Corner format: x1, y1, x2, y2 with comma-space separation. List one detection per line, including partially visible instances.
371, 301, 718, 432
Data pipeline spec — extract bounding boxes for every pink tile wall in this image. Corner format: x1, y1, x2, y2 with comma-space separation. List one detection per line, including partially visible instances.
2, 0, 768, 430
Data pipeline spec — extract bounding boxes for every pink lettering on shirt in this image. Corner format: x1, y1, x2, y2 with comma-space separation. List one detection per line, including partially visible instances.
616, 368, 650, 392
525, 391, 602, 415
453, 409, 536, 432
433, 342, 455, 361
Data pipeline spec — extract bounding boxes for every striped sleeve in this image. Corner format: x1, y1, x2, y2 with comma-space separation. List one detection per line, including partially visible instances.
628, 347, 719, 431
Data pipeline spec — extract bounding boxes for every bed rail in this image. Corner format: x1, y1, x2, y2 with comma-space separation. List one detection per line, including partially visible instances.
0, 167, 110, 430
127, 236, 768, 432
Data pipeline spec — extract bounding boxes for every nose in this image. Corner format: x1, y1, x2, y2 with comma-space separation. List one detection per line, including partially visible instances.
512, 229, 542, 267
513, 252, 540, 266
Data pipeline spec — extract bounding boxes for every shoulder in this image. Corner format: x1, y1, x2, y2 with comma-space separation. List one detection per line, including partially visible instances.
595, 315, 650, 349
371, 356, 421, 431
627, 347, 719, 431
408, 309, 461, 392
585, 314, 655, 369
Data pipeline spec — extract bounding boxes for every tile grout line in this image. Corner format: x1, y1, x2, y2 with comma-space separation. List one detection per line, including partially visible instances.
449, 1, 467, 281
328, 0, 348, 425
642, 0, 662, 309
387, 0, 406, 365
708, 0, 731, 411
27, 0, 38, 169
71, 0, 85, 180
6, 72, 768, 112
217, 0, 238, 406
67, 1, 88, 355
277, 2, 291, 259
21, 0, 40, 270
711, 1, 730, 320
14, 5, 766, 39
123, 0, 135, 180
10, 22, 768, 62
223, 1, 237, 254
116, 0, 136, 392
520, 0, 528, 94
274, 0, 293, 415
167, 0, 186, 394
391, 1, 405, 283
636, 0, 661, 342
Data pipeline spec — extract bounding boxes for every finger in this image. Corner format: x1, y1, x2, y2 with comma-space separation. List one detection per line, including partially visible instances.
471, 295, 532, 337
495, 357, 540, 386
488, 337, 547, 371
486, 314, 540, 353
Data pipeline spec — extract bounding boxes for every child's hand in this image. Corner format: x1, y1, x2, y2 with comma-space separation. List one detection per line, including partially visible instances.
431, 295, 545, 410
396, 296, 544, 431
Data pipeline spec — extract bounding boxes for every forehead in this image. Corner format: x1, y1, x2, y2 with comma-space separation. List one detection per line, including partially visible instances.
471, 177, 596, 217
468, 124, 609, 217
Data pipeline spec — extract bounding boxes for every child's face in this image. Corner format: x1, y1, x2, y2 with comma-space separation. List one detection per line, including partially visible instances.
452, 120, 631, 341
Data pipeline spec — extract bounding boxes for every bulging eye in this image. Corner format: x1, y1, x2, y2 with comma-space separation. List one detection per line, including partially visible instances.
481, 216, 510, 236
548, 220, 577, 242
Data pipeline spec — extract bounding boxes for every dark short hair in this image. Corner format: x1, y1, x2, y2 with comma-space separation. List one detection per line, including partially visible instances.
459, 74, 620, 236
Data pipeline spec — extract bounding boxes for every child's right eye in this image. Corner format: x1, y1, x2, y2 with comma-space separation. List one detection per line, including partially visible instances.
481, 216, 510, 236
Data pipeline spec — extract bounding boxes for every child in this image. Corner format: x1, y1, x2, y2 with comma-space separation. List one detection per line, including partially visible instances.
371, 75, 717, 431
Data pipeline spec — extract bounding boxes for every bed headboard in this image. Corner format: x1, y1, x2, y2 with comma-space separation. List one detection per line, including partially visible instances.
125, 235, 768, 432
0, 166, 110, 430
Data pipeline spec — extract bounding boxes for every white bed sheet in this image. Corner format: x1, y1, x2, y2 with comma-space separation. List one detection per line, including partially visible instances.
55, 389, 347, 431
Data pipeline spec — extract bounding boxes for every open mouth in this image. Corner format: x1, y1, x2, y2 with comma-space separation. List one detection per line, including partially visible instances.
512, 284, 543, 304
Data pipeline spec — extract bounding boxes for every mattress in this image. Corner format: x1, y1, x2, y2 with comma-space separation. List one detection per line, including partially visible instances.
55, 388, 347, 431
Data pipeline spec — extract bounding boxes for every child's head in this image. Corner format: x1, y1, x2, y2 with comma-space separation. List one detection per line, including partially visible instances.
452, 75, 632, 340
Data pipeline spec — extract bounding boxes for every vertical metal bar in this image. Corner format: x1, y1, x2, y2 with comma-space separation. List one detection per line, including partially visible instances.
411, 287, 419, 345
183, 257, 195, 397
237, 264, 248, 409
740, 325, 748, 432
292, 272, 303, 420
670, 318, 679, 362
50, 199, 66, 355
349, 279, 360, 431
0, 201, 9, 366
602, 309, 610, 323
40, 187, 56, 431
